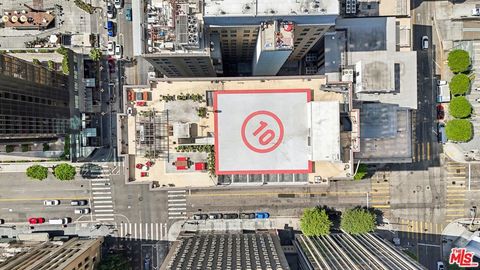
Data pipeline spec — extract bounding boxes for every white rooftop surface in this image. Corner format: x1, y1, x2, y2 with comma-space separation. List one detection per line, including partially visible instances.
204, 0, 339, 16
308, 102, 341, 162
215, 90, 310, 174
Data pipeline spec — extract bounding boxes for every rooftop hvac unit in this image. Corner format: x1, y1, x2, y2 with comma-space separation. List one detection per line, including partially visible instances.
176, 14, 188, 44
346, 0, 357, 14
188, 15, 197, 25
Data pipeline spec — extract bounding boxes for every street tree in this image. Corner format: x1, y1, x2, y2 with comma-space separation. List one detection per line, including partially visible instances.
53, 163, 76, 181
446, 119, 473, 142
447, 49, 471, 73
340, 208, 376, 235
449, 74, 470, 96
449, 96, 472, 119
26, 165, 48, 181
89, 48, 102, 61
300, 207, 332, 236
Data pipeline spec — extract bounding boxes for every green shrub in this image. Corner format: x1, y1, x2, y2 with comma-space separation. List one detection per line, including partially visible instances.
449, 96, 472, 119
449, 74, 470, 96
448, 49, 471, 73
32, 58, 41, 65
74, 0, 95, 14
354, 164, 368, 180
5, 145, 15, 153
340, 208, 376, 234
61, 56, 69, 75
47, 60, 55, 70
197, 107, 207, 118
89, 48, 102, 61
446, 119, 473, 142
21, 144, 30, 152
53, 163, 76, 180
43, 143, 50, 152
300, 207, 332, 236
26, 165, 49, 180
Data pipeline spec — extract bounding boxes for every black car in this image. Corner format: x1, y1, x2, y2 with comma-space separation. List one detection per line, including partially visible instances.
223, 213, 239, 219
240, 213, 256, 219
70, 200, 88, 206
193, 214, 208, 220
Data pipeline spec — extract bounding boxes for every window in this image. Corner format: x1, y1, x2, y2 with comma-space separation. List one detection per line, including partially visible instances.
302, 28, 311, 32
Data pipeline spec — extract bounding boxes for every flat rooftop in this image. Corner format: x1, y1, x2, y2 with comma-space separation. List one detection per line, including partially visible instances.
215, 89, 311, 175
204, 0, 339, 17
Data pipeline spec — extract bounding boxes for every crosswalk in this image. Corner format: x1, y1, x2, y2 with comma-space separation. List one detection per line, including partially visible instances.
445, 161, 467, 223
400, 219, 444, 242
119, 222, 168, 241
412, 142, 431, 162
167, 190, 188, 220
90, 170, 115, 222
370, 172, 391, 213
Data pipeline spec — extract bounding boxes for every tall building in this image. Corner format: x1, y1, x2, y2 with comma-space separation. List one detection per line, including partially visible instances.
160, 231, 290, 269
294, 233, 426, 270
0, 237, 103, 270
0, 54, 70, 144
136, 0, 339, 77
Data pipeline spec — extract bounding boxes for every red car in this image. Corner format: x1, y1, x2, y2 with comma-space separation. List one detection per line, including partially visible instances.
108, 58, 116, 73
436, 104, 445, 120
28, 217, 45, 224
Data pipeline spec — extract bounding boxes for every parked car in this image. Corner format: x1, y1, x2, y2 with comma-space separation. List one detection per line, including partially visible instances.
241, 213, 256, 219
193, 214, 208, 220
28, 217, 45, 224
106, 21, 116, 37
74, 208, 91, 214
115, 44, 123, 59
421, 36, 428, 50
106, 2, 116, 19
0, 219, 4, 224
44, 200, 60, 206
223, 213, 239, 219
472, 8, 480, 16
107, 41, 115, 55
438, 123, 447, 144
437, 261, 445, 270
208, 213, 223, 219
125, 8, 132, 21
70, 200, 88, 206
255, 212, 270, 219
48, 218, 71, 225
436, 104, 444, 120
108, 58, 116, 73
114, 0, 123, 9
437, 80, 447, 86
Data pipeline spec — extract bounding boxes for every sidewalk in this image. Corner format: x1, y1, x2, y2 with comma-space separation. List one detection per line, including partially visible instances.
167, 217, 300, 241
444, 143, 480, 164
0, 161, 115, 173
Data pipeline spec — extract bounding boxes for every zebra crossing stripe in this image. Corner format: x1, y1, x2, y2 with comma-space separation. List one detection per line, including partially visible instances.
168, 199, 187, 202
93, 200, 113, 204
94, 205, 113, 208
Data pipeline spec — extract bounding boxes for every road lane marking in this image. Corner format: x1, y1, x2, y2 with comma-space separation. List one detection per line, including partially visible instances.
156, 223, 159, 240
190, 191, 369, 197
95, 209, 114, 212
134, 223, 137, 239
96, 218, 114, 221
93, 200, 113, 204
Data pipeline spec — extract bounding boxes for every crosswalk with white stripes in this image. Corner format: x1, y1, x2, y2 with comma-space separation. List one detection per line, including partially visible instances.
90, 170, 115, 222
119, 222, 168, 241
167, 190, 188, 220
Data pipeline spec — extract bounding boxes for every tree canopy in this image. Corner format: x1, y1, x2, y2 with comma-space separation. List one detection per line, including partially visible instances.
89, 48, 102, 61
449, 74, 470, 96
446, 119, 473, 142
449, 96, 472, 119
53, 163, 76, 181
448, 49, 471, 73
340, 208, 376, 235
26, 165, 48, 181
354, 164, 368, 180
300, 207, 332, 236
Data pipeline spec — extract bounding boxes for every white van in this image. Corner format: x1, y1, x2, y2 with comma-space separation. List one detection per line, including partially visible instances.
48, 218, 71, 225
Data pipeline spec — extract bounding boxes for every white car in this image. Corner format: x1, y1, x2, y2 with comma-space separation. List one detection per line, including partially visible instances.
472, 8, 480, 16
43, 200, 60, 206
437, 80, 447, 86
107, 41, 115, 56
421, 36, 428, 50
115, 44, 123, 59
437, 261, 444, 270
74, 208, 91, 214
126, 107, 133, 116
114, 0, 123, 9
106, 2, 116, 19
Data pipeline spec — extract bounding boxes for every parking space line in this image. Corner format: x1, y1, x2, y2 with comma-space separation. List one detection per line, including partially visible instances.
151, 223, 154, 241
164, 223, 168, 239
120, 223, 124, 237
129, 223, 132, 239
140, 223, 143, 240
156, 223, 159, 240
134, 223, 137, 239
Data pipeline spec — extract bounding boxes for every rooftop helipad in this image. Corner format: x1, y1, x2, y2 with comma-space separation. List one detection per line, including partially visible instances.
214, 89, 312, 175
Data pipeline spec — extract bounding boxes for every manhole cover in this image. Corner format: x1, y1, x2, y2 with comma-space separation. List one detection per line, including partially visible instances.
426, 186, 430, 190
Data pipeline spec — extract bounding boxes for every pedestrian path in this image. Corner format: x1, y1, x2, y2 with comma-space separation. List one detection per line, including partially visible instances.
444, 161, 467, 223
119, 222, 168, 241
399, 219, 444, 242
370, 173, 391, 214
167, 190, 188, 220
90, 168, 115, 222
